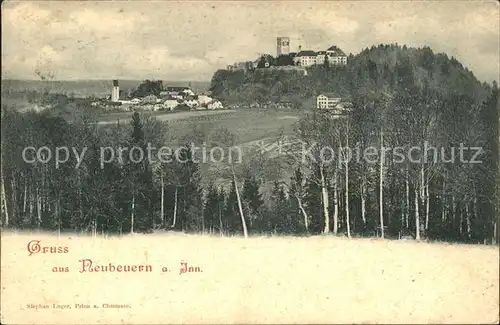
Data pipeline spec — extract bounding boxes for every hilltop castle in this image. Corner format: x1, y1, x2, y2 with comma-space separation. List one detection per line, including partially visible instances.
227, 37, 348, 71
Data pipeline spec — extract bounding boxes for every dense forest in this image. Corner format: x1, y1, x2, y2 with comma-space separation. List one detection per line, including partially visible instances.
1, 44, 499, 244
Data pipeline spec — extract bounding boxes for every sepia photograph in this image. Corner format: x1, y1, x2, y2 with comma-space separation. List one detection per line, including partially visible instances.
1, 0, 499, 324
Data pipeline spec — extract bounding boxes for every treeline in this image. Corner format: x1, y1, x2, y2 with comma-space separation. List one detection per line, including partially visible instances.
1, 81, 498, 243
287, 81, 499, 244
0, 106, 308, 236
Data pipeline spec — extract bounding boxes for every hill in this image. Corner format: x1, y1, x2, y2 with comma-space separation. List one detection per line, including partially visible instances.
209, 44, 492, 106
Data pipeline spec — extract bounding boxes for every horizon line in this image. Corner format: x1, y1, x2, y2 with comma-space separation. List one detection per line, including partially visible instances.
1, 78, 212, 82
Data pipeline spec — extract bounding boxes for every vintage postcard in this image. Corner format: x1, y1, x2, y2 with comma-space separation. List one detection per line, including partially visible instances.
1, 0, 499, 324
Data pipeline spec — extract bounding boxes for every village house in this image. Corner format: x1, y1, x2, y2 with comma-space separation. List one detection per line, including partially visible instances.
197, 95, 213, 105
316, 93, 353, 115
106, 81, 225, 112
317, 93, 342, 109
164, 99, 180, 111
207, 100, 224, 110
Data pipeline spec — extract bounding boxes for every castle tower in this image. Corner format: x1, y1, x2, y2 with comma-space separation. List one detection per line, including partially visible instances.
111, 80, 119, 102
277, 37, 290, 56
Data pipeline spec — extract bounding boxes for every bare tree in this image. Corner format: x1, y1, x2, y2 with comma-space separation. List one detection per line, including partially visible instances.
209, 127, 248, 238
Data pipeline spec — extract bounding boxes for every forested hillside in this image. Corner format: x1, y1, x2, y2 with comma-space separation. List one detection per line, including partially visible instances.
1, 44, 498, 244
210, 44, 491, 106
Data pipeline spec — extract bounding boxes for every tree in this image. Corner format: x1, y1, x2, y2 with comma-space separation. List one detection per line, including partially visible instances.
242, 172, 264, 221
269, 181, 292, 234
289, 167, 309, 233
277, 54, 294, 66
224, 179, 242, 235
176, 146, 204, 232
293, 112, 348, 235
323, 55, 330, 70
339, 117, 353, 238
477, 82, 499, 244
257, 56, 268, 69
132, 80, 163, 98
209, 127, 248, 238
204, 183, 223, 234
303, 165, 324, 234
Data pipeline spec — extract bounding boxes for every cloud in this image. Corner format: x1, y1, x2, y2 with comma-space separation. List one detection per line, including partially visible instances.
68, 8, 148, 33
371, 5, 499, 82
1, 1, 498, 82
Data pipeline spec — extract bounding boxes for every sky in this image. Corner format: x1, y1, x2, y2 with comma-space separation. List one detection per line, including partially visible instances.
2, 1, 499, 82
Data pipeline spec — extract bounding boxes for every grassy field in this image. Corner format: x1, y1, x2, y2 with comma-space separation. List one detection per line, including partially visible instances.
99, 108, 304, 145
98, 108, 304, 191
1, 231, 498, 324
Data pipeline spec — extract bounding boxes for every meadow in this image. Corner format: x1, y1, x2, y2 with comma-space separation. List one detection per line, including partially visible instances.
98, 108, 303, 146
96, 108, 304, 196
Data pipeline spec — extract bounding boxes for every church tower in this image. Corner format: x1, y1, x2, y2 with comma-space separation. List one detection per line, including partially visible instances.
111, 80, 119, 102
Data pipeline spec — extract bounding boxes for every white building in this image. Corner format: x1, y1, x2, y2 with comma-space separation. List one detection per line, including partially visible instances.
181, 89, 195, 97
325, 46, 348, 65
315, 51, 327, 65
208, 100, 224, 110
197, 95, 213, 105
291, 46, 348, 67
317, 93, 342, 109
170, 93, 184, 100
294, 51, 317, 67
164, 99, 179, 111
